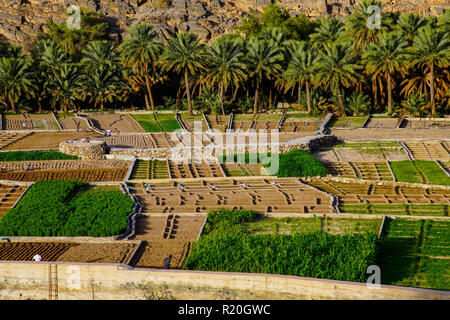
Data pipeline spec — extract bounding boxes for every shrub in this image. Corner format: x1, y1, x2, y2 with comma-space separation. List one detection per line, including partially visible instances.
266, 149, 328, 177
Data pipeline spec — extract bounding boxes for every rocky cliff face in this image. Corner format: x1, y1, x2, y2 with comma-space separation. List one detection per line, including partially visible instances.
0, 0, 448, 45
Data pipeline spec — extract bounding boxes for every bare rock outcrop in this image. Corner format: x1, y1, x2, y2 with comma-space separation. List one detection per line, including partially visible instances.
0, 0, 448, 46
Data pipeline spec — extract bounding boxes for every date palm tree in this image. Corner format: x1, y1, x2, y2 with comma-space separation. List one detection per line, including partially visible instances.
49, 63, 83, 113
0, 57, 36, 113
345, 0, 392, 52
394, 13, 426, 43
363, 33, 409, 114
120, 24, 163, 111
84, 65, 123, 111
312, 42, 362, 115
161, 32, 206, 116
247, 39, 284, 114
309, 18, 346, 51
81, 40, 119, 70
408, 27, 450, 116
283, 41, 318, 114
203, 38, 247, 116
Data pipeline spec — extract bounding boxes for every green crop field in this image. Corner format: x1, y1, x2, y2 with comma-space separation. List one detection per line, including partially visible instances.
131, 113, 180, 132
266, 149, 328, 177
340, 204, 449, 216
245, 217, 381, 236
184, 209, 378, 283
330, 117, 367, 128
390, 161, 450, 186
0, 180, 133, 237
0, 151, 78, 162
378, 218, 450, 291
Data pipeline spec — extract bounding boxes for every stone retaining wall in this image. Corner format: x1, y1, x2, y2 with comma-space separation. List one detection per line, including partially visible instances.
59, 140, 107, 160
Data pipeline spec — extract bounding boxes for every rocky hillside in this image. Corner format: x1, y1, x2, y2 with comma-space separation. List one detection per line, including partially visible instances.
0, 0, 448, 45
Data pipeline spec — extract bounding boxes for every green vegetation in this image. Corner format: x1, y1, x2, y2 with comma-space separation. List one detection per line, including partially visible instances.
129, 159, 170, 180
0, 151, 78, 162
378, 218, 450, 290
390, 160, 450, 185
184, 209, 378, 283
245, 217, 381, 235
340, 204, 449, 216
1, 2, 449, 116
0, 180, 133, 237
268, 149, 328, 177
131, 113, 180, 132
330, 117, 367, 128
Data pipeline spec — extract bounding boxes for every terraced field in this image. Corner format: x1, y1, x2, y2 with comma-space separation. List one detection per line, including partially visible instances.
167, 161, 225, 179
222, 163, 268, 177
205, 115, 230, 132
129, 178, 333, 214
1, 132, 95, 151
322, 161, 394, 181
180, 114, 208, 132
379, 218, 450, 290
129, 160, 170, 180
86, 113, 144, 133
279, 118, 319, 133
0, 184, 28, 217
0, 241, 139, 264
403, 142, 450, 161
245, 216, 382, 236
57, 115, 90, 130
364, 118, 399, 129
0, 168, 127, 182
330, 117, 367, 129
4, 114, 59, 130
306, 178, 450, 216
99, 132, 207, 149
0, 160, 130, 172
400, 119, 450, 129
0, 133, 30, 150
131, 113, 180, 132
390, 161, 450, 185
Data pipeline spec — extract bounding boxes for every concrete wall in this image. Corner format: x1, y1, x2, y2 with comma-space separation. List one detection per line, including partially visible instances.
0, 262, 448, 300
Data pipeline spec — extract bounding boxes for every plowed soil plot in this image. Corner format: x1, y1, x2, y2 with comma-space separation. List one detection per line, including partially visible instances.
98, 133, 178, 149
322, 161, 394, 181
131, 178, 332, 214
279, 119, 319, 132
2, 132, 95, 150
58, 117, 90, 130
133, 240, 192, 269
331, 128, 450, 141
0, 184, 27, 217
0, 242, 138, 264
0, 168, 127, 182
305, 179, 450, 206
86, 113, 144, 133
135, 215, 205, 241
404, 142, 450, 161
168, 161, 225, 179
401, 119, 450, 129
4, 114, 59, 130
205, 115, 229, 132
0, 133, 29, 150
0, 160, 130, 171
364, 118, 399, 128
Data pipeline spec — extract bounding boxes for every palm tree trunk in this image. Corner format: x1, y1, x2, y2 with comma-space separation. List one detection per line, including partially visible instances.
387, 73, 392, 115
306, 81, 312, 114
254, 80, 259, 115
430, 64, 435, 117
232, 85, 239, 102
10, 98, 16, 114
64, 101, 68, 114
269, 88, 272, 110
336, 86, 345, 116
145, 75, 155, 111
100, 100, 104, 111
372, 79, 378, 112
184, 70, 192, 116
219, 82, 225, 116
297, 81, 302, 104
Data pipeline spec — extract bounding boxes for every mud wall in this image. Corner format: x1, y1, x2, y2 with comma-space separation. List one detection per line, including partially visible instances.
0, 261, 447, 300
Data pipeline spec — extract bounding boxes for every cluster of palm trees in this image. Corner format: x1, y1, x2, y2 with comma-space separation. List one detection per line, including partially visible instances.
0, 0, 448, 117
